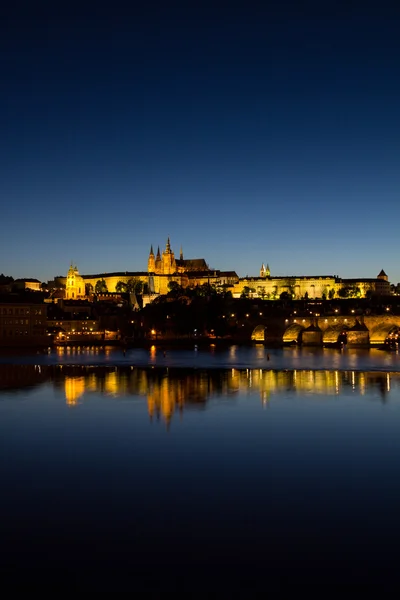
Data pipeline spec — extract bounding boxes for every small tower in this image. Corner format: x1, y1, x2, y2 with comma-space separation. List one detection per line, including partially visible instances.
377, 269, 388, 282
155, 246, 162, 273
260, 263, 271, 278
148, 245, 155, 272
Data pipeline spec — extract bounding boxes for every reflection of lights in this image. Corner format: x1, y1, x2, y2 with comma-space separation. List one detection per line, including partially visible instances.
65, 377, 85, 405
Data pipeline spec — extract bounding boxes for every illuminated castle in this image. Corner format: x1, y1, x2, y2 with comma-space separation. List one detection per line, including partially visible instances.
60, 238, 238, 298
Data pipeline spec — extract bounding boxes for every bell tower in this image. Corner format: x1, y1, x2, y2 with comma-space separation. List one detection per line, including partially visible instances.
161, 237, 176, 274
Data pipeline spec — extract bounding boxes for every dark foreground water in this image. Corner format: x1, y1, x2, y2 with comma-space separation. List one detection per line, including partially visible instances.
1, 345, 400, 590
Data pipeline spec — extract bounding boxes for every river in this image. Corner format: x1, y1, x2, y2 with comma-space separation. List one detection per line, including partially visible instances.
1, 344, 399, 590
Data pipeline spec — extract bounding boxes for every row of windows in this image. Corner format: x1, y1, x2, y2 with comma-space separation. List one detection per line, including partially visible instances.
1, 319, 30, 325
2, 330, 29, 336
53, 321, 96, 326
0, 308, 42, 315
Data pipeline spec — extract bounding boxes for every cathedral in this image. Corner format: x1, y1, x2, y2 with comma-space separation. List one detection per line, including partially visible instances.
148, 237, 209, 275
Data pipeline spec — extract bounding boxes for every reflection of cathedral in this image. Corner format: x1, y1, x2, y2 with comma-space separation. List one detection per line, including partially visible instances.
0, 364, 394, 420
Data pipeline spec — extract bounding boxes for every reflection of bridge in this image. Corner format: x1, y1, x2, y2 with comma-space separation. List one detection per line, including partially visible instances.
251, 315, 400, 347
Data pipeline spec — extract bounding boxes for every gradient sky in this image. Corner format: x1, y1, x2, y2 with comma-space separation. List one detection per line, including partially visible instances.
1, 2, 400, 283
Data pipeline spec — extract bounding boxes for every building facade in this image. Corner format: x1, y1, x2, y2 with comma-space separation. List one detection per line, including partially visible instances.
231, 266, 390, 299
0, 300, 47, 345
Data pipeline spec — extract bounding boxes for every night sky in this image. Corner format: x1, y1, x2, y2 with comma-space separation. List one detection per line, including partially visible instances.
1, 2, 399, 283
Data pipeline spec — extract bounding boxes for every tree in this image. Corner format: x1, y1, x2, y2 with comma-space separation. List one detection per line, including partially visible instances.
126, 278, 143, 294
95, 279, 108, 294
304, 291, 309, 300
85, 283, 94, 296
241, 286, 255, 298
328, 288, 335, 299
338, 287, 350, 298
339, 285, 361, 299
257, 287, 266, 300
116, 280, 127, 293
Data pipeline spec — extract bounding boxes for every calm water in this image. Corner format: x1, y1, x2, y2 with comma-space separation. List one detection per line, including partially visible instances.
1, 345, 400, 590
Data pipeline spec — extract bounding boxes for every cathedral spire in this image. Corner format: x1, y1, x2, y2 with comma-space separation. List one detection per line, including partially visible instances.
149, 244, 154, 256
180, 245, 183, 260
156, 246, 161, 258
166, 237, 171, 253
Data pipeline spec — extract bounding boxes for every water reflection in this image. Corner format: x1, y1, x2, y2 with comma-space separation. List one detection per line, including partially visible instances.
0, 365, 397, 421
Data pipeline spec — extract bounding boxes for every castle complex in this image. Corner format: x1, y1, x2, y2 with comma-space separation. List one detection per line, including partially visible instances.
62, 238, 238, 299
60, 238, 391, 301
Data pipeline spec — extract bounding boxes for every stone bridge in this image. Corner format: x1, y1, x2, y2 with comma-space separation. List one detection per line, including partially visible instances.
251, 315, 400, 347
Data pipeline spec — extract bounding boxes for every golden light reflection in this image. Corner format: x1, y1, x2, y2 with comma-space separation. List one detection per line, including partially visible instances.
1, 365, 396, 418
65, 376, 85, 405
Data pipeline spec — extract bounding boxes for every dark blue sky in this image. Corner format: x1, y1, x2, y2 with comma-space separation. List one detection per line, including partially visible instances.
1, 1, 400, 283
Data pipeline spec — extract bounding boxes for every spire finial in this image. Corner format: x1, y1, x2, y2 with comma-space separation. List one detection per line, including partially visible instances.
180, 245, 183, 260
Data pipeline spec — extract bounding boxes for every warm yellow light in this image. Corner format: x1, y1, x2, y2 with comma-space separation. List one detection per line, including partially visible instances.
151, 329, 156, 335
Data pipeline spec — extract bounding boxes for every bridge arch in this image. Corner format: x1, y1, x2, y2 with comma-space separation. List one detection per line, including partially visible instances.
323, 325, 349, 346
251, 324, 266, 342
369, 323, 400, 346
283, 324, 304, 344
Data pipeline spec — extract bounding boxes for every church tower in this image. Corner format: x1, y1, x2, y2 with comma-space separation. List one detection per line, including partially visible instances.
155, 246, 162, 273
260, 263, 271, 278
66, 263, 85, 299
148, 245, 155, 272
161, 237, 176, 274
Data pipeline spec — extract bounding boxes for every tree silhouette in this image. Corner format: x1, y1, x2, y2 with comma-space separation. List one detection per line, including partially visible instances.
95, 279, 108, 294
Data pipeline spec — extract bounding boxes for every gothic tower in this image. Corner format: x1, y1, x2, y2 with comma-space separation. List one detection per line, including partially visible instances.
155, 246, 162, 273
148, 245, 155, 272
161, 237, 176, 274
260, 263, 271, 278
